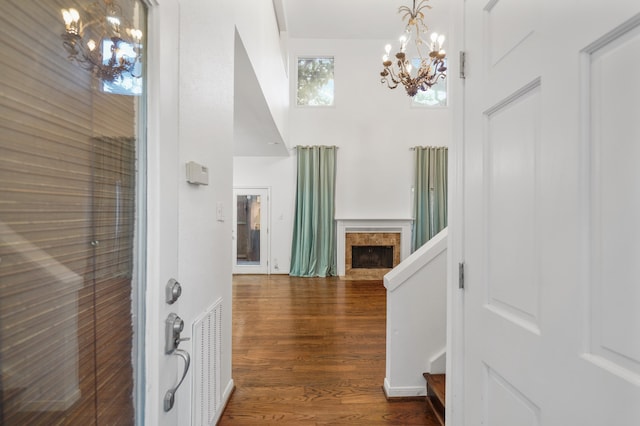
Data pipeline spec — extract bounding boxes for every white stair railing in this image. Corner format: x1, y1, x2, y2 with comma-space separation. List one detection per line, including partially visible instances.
383, 227, 447, 398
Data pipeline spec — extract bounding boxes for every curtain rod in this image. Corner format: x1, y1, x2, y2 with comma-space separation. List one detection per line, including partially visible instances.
410, 146, 448, 150
289, 145, 340, 150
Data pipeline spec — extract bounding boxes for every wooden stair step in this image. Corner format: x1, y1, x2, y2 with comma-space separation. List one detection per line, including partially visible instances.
424, 373, 445, 426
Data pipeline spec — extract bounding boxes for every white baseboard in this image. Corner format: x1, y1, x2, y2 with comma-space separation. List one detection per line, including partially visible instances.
383, 377, 426, 398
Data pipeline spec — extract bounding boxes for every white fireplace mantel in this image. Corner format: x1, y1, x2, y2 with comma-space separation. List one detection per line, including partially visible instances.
336, 219, 413, 277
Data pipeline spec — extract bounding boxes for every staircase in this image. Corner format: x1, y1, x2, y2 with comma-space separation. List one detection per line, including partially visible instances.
424, 373, 445, 426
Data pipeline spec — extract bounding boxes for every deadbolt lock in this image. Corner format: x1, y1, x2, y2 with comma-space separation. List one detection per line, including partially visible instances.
165, 278, 182, 305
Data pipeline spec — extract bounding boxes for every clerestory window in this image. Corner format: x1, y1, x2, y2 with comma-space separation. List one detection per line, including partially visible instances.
296, 57, 335, 106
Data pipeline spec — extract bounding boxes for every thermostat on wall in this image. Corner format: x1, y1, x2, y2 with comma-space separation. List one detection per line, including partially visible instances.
186, 161, 209, 185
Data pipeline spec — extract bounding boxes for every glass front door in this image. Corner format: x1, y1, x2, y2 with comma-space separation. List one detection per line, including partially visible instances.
233, 188, 269, 274
0, 0, 146, 424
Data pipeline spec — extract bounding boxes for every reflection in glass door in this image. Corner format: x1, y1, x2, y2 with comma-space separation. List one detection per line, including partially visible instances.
233, 188, 269, 274
0, 0, 146, 424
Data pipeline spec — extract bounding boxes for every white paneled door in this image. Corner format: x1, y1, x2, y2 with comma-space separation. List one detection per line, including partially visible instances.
460, 0, 640, 424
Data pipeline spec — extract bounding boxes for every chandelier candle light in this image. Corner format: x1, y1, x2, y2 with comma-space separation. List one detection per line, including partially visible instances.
61, 0, 143, 82
380, 0, 447, 97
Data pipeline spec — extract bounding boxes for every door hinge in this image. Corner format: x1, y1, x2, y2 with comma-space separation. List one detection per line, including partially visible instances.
458, 262, 465, 289
459, 51, 466, 79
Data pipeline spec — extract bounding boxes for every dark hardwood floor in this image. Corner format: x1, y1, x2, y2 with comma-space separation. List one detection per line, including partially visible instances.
218, 275, 439, 425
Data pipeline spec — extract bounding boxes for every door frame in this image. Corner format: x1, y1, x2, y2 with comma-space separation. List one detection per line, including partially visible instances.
446, 0, 466, 424
232, 187, 270, 274
134, 54, 148, 426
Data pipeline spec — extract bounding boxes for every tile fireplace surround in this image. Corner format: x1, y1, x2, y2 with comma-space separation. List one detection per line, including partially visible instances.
336, 219, 412, 279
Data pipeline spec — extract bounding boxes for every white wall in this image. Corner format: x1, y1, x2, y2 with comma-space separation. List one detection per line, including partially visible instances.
233, 37, 452, 273
288, 38, 452, 220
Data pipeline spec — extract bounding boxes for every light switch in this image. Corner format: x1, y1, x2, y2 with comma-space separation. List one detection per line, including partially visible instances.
216, 202, 224, 222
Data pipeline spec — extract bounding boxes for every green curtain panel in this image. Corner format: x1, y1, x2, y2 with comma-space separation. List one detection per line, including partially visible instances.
412, 146, 448, 252
290, 146, 337, 277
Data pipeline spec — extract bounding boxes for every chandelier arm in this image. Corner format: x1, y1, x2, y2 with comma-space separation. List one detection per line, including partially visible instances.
381, 77, 400, 90
380, 64, 401, 89
383, 66, 401, 86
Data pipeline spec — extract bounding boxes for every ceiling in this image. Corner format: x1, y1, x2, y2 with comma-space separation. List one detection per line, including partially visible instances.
275, 0, 450, 40
233, 0, 451, 157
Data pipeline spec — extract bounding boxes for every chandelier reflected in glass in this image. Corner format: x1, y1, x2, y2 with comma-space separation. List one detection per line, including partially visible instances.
61, 0, 143, 82
380, 0, 447, 97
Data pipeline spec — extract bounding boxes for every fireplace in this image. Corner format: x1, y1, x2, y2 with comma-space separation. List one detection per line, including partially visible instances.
336, 219, 413, 279
345, 232, 400, 280
352, 245, 394, 269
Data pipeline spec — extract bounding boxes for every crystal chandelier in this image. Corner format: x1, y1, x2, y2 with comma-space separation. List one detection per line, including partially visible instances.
380, 0, 447, 97
61, 0, 143, 82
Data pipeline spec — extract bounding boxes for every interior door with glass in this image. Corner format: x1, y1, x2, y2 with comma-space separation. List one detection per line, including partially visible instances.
232, 188, 269, 274
0, 0, 146, 424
